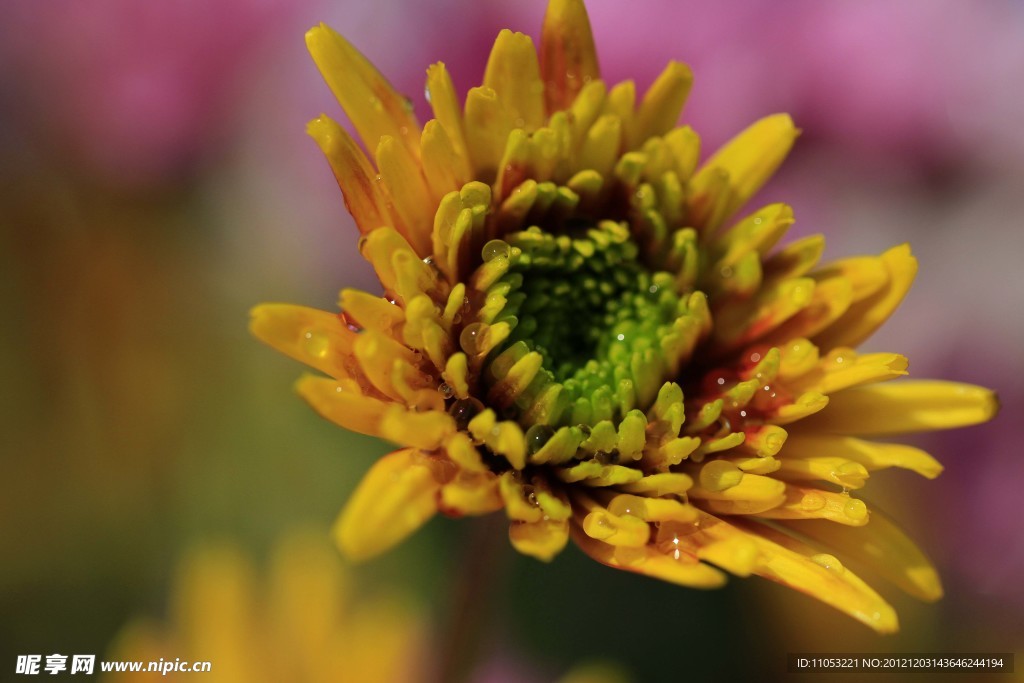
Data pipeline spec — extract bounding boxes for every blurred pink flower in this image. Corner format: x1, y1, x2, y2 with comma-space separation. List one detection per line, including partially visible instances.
0, 0, 293, 186
504, 0, 1024, 168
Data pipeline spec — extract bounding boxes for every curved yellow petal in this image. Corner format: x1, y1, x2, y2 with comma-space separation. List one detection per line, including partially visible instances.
813, 244, 917, 350
779, 512, 943, 602
306, 24, 420, 159
333, 449, 444, 561
735, 520, 899, 633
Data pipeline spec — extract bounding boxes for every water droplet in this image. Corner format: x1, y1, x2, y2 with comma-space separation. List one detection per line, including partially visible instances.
648, 284, 659, 294
717, 377, 726, 386
482, 239, 511, 263
368, 95, 382, 111
616, 333, 625, 341
525, 424, 555, 455
719, 265, 734, 279
438, 382, 454, 399
753, 216, 763, 225
843, 498, 867, 521
749, 351, 762, 363
699, 460, 742, 492
800, 492, 826, 511
810, 553, 845, 574
448, 397, 484, 431
424, 86, 432, 103
374, 173, 383, 182
460, 323, 487, 355
303, 329, 329, 358
399, 125, 409, 135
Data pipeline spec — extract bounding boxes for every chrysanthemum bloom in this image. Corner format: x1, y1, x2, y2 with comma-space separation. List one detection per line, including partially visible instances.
103, 535, 425, 682
251, 0, 998, 632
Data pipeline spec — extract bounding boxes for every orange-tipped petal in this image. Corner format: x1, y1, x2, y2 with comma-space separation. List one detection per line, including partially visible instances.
307, 115, 392, 235
540, 0, 600, 113
306, 24, 420, 158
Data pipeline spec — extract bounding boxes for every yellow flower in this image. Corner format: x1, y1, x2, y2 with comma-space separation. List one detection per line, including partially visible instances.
103, 534, 424, 682
251, 0, 998, 633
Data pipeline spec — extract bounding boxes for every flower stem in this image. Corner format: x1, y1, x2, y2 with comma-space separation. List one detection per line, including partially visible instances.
432, 514, 508, 683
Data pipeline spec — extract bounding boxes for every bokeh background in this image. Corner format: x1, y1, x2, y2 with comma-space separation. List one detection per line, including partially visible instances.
2, 0, 1023, 681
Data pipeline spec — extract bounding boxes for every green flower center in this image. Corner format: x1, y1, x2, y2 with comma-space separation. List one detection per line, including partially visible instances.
479, 218, 705, 430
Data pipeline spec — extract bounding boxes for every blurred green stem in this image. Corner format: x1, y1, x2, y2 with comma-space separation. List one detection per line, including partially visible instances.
433, 514, 508, 683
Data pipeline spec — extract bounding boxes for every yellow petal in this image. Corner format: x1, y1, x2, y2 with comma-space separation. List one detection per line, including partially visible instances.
440, 472, 503, 516
352, 330, 420, 401
782, 434, 943, 479
689, 114, 799, 229
375, 136, 433, 256
789, 350, 909, 395
635, 61, 693, 145
484, 30, 546, 131
297, 374, 389, 436
571, 525, 727, 589
688, 472, 787, 514
510, 518, 570, 561
359, 227, 442, 304
797, 381, 999, 435
464, 86, 510, 180
779, 511, 943, 601
425, 62, 470, 166
249, 304, 356, 379
306, 24, 420, 159
338, 288, 405, 335
579, 114, 622, 178
334, 449, 444, 561
307, 115, 392, 235
540, 0, 600, 113
753, 486, 870, 526
774, 456, 870, 489
813, 244, 917, 350
735, 520, 899, 633
420, 120, 468, 203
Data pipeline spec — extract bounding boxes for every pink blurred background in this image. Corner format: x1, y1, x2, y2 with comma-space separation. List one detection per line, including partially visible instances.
2, 1, 1022, 680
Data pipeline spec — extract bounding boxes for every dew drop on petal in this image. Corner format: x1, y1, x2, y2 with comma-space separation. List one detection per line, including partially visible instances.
843, 498, 867, 522
438, 382, 454, 399
482, 239, 511, 264
460, 323, 487, 355
699, 460, 742, 492
800, 492, 826, 511
810, 553, 845, 574
303, 329, 329, 359
525, 424, 555, 455
448, 397, 484, 430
